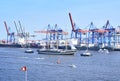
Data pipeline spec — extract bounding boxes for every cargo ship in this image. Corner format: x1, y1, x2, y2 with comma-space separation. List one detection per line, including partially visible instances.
0, 43, 22, 48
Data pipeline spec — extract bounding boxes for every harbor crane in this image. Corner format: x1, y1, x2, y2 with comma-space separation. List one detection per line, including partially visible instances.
14, 21, 36, 46
14, 21, 26, 45
103, 20, 115, 46
4, 21, 15, 43
69, 12, 89, 44
34, 24, 68, 40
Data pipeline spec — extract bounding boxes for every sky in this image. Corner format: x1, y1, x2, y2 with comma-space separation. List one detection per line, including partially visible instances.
0, 0, 120, 40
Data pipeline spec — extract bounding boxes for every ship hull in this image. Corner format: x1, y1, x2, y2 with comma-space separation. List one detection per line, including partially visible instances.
37, 49, 76, 55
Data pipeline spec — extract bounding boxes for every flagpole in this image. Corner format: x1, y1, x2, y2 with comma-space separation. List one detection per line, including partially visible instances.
25, 70, 27, 81
21, 66, 27, 81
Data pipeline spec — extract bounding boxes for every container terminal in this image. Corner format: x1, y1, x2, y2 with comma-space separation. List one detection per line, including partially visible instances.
0, 13, 120, 51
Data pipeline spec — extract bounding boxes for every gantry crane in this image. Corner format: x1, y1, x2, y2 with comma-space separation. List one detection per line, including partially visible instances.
34, 24, 68, 40
69, 12, 89, 44
103, 20, 115, 46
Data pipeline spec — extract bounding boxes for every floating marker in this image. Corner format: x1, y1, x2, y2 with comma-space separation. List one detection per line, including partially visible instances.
57, 58, 61, 64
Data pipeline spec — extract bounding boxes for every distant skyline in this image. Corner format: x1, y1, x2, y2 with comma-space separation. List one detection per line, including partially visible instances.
0, 0, 120, 40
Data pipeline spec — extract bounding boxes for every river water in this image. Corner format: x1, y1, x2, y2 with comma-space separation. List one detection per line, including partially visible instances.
0, 47, 120, 81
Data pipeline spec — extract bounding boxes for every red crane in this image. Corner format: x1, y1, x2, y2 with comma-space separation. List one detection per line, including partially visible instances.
69, 13, 75, 31
4, 21, 10, 35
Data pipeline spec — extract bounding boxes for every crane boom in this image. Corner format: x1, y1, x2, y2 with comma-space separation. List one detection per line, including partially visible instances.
14, 21, 19, 33
105, 20, 109, 28
34, 30, 68, 35
18, 20, 24, 33
4, 21, 10, 35
18, 20, 26, 38
69, 13, 74, 31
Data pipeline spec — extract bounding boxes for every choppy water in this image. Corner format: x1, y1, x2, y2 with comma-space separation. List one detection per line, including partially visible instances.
0, 47, 120, 81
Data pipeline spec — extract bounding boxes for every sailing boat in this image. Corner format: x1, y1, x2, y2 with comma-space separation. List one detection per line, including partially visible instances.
24, 32, 34, 53
37, 39, 76, 55
80, 50, 91, 56
37, 24, 77, 55
81, 34, 92, 56
80, 44, 92, 56
37, 33, 76, 55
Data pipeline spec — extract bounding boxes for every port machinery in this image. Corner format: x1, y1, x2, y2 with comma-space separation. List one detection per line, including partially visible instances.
69, 12, 116, 49
3, 21, 36, 48
4, 21, 27, 44
4, 21, 15, 43
100, 20, 115, 47
34, 24, 69, 49
14, 21, 37, 47
2, 21, 25, 48
13, 21, 28, 45
69, 13, 86, 45
86, 20, 115, 48
34, 24, 68, 40
69, 12, 98, 45
46, 24, 68, 40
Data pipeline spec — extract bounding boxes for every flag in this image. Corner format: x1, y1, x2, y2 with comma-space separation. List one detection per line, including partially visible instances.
21, 66, 27, 71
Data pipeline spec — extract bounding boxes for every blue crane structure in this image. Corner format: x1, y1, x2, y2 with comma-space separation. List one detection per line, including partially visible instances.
46, 24, 64, 40
69, 13, 83, 45
34, 24, 68, 40
88, 22, 98, 45
68, 13, 116, 48
69, 13, 90, 45
102, 20, 115, 46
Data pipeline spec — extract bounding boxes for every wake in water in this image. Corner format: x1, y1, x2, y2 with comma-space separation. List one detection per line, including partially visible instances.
0, 55, 45, 60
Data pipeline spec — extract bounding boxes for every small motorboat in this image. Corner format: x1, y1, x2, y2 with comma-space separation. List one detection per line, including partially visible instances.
104, 49, 109, 54
25, 49, 34, 53
80, 50, 92, 56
